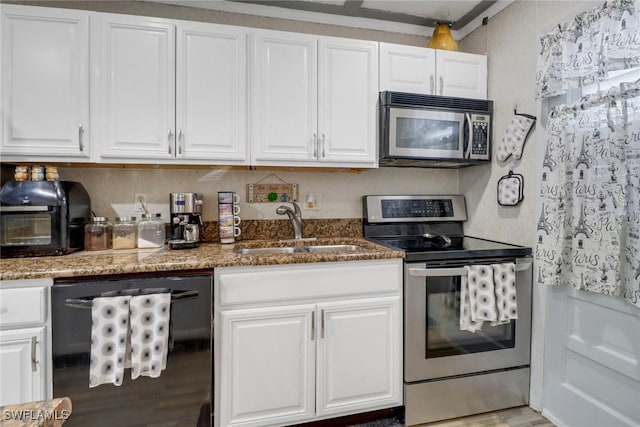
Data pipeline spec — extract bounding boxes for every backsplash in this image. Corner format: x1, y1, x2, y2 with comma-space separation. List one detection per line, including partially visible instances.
201, 218, 363, 242
58, 166, 459, 222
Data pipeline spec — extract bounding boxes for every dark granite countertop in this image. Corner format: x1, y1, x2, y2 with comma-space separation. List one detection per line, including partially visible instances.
0, 238, 404, 281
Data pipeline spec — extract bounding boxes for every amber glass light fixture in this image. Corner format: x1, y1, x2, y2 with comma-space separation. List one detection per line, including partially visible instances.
428, 21, 458, 51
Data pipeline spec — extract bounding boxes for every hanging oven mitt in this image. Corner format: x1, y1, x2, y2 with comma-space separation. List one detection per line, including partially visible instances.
497, 170, 524, 206
496, 112, 536, 161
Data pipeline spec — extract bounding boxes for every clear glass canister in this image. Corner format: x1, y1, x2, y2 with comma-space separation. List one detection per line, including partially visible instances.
137, 213, 165, 248
84, 217, 113, 251
113, 216, 137, 249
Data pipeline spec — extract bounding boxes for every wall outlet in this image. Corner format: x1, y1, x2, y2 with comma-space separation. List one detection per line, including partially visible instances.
134, 193, 148, 212
305, 193, 321, 210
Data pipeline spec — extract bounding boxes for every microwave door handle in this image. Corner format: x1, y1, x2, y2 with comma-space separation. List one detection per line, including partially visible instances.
64, 289, 200, 309
464, 113, 473, 159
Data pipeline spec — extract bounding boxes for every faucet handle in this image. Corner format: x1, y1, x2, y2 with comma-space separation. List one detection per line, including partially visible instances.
290, 200, 302, 216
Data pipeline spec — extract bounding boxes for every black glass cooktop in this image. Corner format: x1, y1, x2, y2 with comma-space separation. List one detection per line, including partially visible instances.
368, 235, 531, 262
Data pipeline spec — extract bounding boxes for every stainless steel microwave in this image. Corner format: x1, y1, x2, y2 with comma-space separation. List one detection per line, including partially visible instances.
379, 91, 493, 167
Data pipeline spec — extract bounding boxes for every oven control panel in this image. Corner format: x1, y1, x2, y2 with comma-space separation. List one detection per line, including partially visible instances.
364, 195, 467, 223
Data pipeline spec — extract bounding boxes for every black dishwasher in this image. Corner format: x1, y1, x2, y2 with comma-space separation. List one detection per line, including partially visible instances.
52, 273, 212, 427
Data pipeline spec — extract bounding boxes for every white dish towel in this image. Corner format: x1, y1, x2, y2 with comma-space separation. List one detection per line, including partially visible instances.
460, 263, 517, 332
89, 295, 131, 388
129, 293, 171, 380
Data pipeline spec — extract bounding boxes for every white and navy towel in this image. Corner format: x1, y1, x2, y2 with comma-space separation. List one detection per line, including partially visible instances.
460, 263, 517, 332
90, 292, 171, 387
90, 295, 131, 388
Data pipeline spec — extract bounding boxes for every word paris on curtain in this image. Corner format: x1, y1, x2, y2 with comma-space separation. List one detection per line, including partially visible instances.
536, 0, 640, 99
536, 0, 640, 308
536, 81, 640, 308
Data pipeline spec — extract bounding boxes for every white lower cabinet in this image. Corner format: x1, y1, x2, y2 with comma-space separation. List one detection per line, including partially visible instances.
220, 305, 316, 427
0, 279, 52, 406
316, 298, 400, 417
215, 259, 403, 427
0, 327, 46, 406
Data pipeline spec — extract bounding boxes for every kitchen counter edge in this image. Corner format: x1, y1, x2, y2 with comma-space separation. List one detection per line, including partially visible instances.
0, 238, 404, 281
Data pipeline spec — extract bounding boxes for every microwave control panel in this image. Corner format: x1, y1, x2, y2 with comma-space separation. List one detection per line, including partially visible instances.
469, 114, 490, 160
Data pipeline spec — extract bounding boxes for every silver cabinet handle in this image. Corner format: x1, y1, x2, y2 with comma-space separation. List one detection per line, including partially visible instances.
320, 309, 325, 338
311, 311, 315, 341
31, 336, 38, 372
167, 129, 174, 155
78, 124, 84, 152
177, 128, 183, 155
439, 76, 444, 96
321, 134, 326, 158
313, 133, 317, 158
430, 74, 435, 94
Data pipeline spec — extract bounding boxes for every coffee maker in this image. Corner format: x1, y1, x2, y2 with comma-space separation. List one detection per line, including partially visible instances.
169, 193, 203, 249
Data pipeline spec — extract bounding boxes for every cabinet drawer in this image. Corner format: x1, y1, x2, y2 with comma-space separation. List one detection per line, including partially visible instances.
217, 259, 402, 306
0, 287, 47, 328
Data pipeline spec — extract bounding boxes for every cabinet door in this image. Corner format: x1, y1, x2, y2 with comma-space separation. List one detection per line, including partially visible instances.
176, 22, 248, 163
93, 14, 176, 160
436, 50, 487, 99
316, 297, 402, 417
0, 327, 45, 406
379, 42, 436, 95
220, 305, 316, 427
251, 31, 317, 164
1, 6, 90, 160
318, 37, 378, 166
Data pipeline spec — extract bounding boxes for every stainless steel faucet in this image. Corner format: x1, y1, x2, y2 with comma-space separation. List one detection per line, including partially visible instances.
276, 201, 303, 240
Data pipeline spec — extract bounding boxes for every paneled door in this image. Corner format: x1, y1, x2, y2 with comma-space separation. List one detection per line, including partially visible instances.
0, 327, 45, 406
317, 37, 378, 165
93, 14, 176, 160
176, 22, 248, 163
435, 50, 487, 99
379, 42, 436, 94
251, 30, 318, 164
316, 297, 402, 417
542, 287, 640, 426
220, 304, 316, 427
1, 6, 90, 160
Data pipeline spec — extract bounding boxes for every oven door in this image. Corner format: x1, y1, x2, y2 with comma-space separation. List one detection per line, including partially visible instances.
404, 257, 532, 382
388, 107, 465, 159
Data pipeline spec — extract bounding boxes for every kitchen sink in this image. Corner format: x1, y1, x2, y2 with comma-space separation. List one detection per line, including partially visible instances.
235, 247, 305, 255
305, 244, 364, 253
234, 243, 367, 256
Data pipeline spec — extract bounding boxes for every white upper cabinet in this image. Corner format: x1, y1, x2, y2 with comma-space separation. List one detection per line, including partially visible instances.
93, 15, 248, 164
0, 5, 90, 161
379, 42, 436, 95
92, 14, 176, 161
251, 30, 378, 168
251, 30, 318, 164
379, 42, 487, 100
435, 49, 487, 99
318, 37, 378, 165
176, 22, 247, 161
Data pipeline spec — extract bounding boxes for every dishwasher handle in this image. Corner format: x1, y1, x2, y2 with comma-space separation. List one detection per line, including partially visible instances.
408, 258, 532, 278
65, 289, 199, 309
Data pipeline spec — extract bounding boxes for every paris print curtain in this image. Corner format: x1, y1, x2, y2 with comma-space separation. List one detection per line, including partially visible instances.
536, 80, 640, 308
536, 0, 640, 99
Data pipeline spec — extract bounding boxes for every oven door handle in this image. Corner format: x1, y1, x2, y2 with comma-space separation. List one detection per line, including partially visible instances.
408, 258, 532, 277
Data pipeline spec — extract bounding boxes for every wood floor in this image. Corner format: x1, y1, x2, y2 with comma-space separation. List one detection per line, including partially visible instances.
417, 406, 555, 427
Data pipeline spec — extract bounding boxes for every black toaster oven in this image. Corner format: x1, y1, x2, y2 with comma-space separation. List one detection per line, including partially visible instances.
0, 181, 91, 257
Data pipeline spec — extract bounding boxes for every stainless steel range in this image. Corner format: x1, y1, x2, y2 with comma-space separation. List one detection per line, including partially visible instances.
363, 195, 533, 425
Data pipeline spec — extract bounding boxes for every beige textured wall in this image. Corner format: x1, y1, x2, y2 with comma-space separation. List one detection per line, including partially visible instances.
458, 0, 601, 247
59, 167, 459, 222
